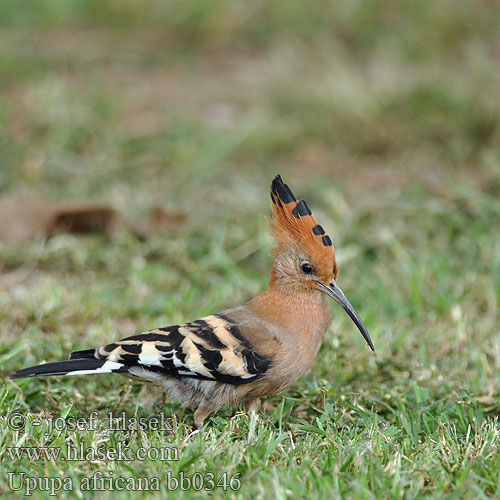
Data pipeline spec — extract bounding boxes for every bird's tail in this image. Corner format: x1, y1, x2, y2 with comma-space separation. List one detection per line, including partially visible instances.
9, 349, 126, 380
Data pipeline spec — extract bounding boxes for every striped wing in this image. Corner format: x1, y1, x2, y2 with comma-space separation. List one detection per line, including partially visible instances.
72, 314, 272, 386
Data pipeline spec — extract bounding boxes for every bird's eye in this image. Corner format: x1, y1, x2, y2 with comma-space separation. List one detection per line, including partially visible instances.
300, 262, 314, 274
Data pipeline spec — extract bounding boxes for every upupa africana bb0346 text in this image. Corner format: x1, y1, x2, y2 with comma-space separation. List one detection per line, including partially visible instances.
10, 175, 374, 428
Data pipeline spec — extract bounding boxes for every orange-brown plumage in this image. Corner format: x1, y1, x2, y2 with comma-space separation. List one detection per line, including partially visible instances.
9, 174, 374, 429
269, 175, 337, 286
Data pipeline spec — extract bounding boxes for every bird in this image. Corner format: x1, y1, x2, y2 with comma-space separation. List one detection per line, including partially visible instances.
9, 175, 374, 429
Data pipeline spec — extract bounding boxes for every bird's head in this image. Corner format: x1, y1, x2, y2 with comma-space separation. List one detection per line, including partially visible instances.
269, 174, 374, 351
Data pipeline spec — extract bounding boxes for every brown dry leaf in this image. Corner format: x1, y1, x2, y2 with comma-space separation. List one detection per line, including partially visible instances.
127, 204, 187, 239
150, 205, 187, 232
0, 195, 118, 244
51, 203, 118, 240
474, 384, 496, 405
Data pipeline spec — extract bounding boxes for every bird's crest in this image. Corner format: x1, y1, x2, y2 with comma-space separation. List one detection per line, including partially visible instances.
269, 174, 337, 279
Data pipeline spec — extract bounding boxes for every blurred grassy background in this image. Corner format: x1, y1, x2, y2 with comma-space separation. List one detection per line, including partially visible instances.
1, 1, 500, 498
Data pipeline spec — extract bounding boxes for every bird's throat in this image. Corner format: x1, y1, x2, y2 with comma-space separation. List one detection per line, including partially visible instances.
247, 286, 331, 337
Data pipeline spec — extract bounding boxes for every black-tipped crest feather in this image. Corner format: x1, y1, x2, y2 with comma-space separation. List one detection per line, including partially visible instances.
269, 174, 337, 281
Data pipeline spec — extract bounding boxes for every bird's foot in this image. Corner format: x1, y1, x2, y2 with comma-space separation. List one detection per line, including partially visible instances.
194, 406, 213, 430
244, 398, 261, 415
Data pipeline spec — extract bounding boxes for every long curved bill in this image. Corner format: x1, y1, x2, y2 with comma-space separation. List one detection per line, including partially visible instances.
317, 280, 375, 352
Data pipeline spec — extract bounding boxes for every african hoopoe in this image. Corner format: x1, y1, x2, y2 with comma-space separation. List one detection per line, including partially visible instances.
10, 175, 374, 428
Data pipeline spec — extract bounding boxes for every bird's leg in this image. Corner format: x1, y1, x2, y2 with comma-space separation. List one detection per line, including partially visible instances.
244, 398, 261, 415
194, 406, 214, 430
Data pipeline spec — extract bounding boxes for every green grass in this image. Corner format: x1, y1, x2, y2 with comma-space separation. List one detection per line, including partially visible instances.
1, 0, 500, 498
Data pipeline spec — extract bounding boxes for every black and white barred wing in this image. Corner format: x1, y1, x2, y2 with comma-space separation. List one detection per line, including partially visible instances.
88, 314, 272, 385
